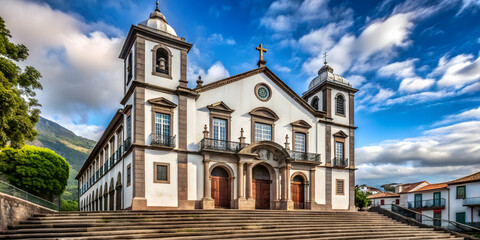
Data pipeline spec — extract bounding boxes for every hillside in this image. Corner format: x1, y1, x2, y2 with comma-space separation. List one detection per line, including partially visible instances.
28, 117, 97, 202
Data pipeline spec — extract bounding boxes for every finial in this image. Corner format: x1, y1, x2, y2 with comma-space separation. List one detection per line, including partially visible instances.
196, 76, 203, 87
155, 0, 159, 11
203, 124, 209, 139
284, 134, 290, 150
239, 128, 246, 146
323, 51, 328, 65
256, 43, 268, 67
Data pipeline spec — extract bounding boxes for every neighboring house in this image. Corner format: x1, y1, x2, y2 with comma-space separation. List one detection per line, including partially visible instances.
406, 183, 449, 227
76, 3, 358, 211
368, 192, 400, 209
395, 181, 429, 207
360, 185, 383, 195
447, 171, 480, 226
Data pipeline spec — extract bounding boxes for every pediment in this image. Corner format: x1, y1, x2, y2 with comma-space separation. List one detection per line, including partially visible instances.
207, 101, 234, 113
249, 107, 279, 121
290, 120, 312, 129
333, 130, 348, 138
147, 97, 177, 108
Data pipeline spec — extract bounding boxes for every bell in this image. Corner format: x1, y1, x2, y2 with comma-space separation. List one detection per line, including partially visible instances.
159, 57, 166, 71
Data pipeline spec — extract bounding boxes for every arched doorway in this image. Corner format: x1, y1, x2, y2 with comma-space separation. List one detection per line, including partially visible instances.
253, 164, 271, 209
115, 173, 122, 210
211, 166, 230, 208
292, 175, 305, 209
104, 183, 108, 210
109, 178, 115, 210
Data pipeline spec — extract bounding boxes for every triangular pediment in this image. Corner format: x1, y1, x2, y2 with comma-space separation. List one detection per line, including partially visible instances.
290, 120, 312, 129
333, 130, 348, 138
249, 107, 279, 121
207, 101, 234, 113
147, 97, 177, 108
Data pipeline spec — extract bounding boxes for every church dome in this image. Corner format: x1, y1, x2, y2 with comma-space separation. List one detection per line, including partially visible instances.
139, 2, 177, 36
308, 62, 351, 90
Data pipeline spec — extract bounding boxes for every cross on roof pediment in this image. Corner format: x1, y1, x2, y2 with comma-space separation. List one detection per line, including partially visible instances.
147, 97, 177, 108
207, 101, 234, 113
333, 130, 348, 138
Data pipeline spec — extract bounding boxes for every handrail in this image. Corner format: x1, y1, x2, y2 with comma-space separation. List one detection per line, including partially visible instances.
391, 204, 480, 232
199, 138, 245, 152
464, 197, 480, 206
333, 157, 348, 167
289, 150, 321, 162
408, 198, 446, 209
0, 180, 58, 211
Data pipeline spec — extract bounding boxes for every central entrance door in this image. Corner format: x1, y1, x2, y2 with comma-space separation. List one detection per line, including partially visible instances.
292, 175, 305, 209
211, 166, 230, 208
252, 165, 271, 209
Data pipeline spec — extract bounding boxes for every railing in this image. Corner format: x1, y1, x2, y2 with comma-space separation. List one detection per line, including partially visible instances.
124, 137, 132, 151
464, 197, 480, 206
333, 157, 348, 167
391, 204, 480, 233
199, 138, 244, 152
0, 180, 59, 211
150, 134, 176, 147
289, 150, 321, 162
408, 198, 446, 209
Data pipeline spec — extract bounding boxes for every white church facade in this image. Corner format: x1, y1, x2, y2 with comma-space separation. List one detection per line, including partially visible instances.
76, 3, 358, 211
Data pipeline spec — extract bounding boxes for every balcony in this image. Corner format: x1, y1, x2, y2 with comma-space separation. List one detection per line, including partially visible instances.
408, 198, 446, 210
150, 134, 176, 148
199, 138, 244, 153
124, 137, 132, 151
289, 150, 321, 163
333, 157, 349, 168
464, 197, 480, 207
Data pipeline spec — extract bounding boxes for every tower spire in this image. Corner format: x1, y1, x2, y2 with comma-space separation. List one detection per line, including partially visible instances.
323, 51, 328, 65
155, 0, 159, 11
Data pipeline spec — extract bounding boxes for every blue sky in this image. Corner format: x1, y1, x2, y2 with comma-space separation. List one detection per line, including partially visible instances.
1, 0, 479, 187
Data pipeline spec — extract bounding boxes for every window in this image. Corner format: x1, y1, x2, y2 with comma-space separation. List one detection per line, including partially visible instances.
395, 199, 400, 205
456, 186, 466, 199
155, 48, 169, 74
127, 52, 133, 83
127, 115, 132, 140
294, 132, 306, 152
336, 179, 344, 195
254, 123, 272, 141
414, 194, 422, 208
381, 200, 385, 205
154, 113, 170, 136
212, 118, 227, 140
335, 141, 344, 159
311, 97, 319, 110
336, 94, 345, 115
154, 163, 169, 183
126, 164, 131, 187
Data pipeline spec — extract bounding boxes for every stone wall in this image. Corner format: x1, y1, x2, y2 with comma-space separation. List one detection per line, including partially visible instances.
0, 192, 56, 231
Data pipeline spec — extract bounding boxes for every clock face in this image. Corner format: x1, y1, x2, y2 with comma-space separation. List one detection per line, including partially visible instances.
257, 86, 269, 99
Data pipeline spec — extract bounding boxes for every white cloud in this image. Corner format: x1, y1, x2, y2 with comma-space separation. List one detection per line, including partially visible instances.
298, 21, 353, 55
399, 77, 435, 93
433, 106, 480, 126
0, 0, 123, 139
273, 64, 292, 73
434, 55, 480, 88
457, 0, 480, 15
207, 33, 236, 45
345, 75, 366, 88
377, 58, 418, 79
356, 117, 480, 185
371, 89, 395, 103
188, 61, 230, 86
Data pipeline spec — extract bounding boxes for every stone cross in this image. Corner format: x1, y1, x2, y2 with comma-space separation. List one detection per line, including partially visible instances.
323, 51, 328, 65
256, 44, 267, 62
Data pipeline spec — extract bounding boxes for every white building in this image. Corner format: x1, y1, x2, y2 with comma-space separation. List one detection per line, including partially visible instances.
75, 4, 358, 211
368, 192, 399, 209
395, 181, 429, 207
360, 185, 383, 195
405, 183, 448, 227
447, 171, 480, 226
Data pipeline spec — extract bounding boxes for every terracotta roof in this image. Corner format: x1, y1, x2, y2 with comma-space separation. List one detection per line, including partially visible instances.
448, 171, 480, 185
397, 181, 429, 193
367, 192, 399, 199
411, 183, 448, 192
367, 186, 382, 192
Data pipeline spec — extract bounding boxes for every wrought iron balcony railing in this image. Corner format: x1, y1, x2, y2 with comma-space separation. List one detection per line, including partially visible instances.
289, 150, 321, 162
124, 137, 132, 151
150, 134, 176, 147
408, 198, 446, 209
333, 157, 348, 167
199, 138, 244, 153
463, 197, 480, 206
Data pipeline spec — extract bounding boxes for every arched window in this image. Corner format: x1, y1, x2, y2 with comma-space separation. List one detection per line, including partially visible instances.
311, 97, 319, 110
127, 52, 133, 82
336, 94, 345, 115
152, 45, 172, 78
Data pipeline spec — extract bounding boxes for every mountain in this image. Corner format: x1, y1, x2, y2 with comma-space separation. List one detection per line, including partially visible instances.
28, 117, 97, 202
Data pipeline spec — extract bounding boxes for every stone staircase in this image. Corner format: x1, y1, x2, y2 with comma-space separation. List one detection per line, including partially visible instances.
0, 210, 464, 239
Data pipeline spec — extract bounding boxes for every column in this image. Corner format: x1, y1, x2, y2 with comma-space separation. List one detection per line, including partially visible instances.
237, 162, 244, 199
203, 159, 211, 198
280, 167, 287, 200
286, 165, 291, 201
309, 168, 316, 203
246, 163, 253, 199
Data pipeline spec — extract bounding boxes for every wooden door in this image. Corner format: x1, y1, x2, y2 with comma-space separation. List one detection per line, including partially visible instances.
292, 182, 305, 209
253, 179, 270, 209
211, 176, 230, 208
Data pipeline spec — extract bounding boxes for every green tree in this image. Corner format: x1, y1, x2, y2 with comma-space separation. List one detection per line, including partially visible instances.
355, 185, 371, 210
0, 145, 69, 200
0, 16, 42, 149
61, 199, 78, 211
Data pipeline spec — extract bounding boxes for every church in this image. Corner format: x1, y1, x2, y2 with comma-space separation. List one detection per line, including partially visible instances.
76, 2, 358, 211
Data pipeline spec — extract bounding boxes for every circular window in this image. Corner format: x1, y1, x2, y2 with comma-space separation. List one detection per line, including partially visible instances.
255, 83, 272, 101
